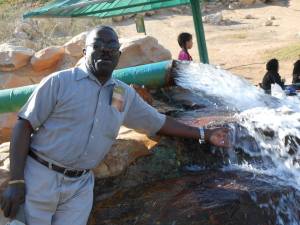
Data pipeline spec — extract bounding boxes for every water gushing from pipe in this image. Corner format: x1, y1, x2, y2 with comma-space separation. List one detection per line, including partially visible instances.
173, 61, 300, 225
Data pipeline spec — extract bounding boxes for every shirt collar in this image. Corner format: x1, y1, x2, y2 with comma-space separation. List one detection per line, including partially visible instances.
77, 63, 116, 87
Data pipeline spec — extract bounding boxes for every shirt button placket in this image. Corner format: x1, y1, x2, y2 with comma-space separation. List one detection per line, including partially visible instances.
91, 88, 101, 140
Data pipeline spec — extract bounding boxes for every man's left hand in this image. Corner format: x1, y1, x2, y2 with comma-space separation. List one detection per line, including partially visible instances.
205, 127, 231, 148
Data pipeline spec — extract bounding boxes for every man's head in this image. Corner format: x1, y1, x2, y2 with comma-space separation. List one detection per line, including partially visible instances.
266, 58, 279, 73
83, 26, 121, 83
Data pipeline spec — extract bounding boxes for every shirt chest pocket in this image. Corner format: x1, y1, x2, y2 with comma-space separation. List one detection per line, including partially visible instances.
102, 106, 124, 140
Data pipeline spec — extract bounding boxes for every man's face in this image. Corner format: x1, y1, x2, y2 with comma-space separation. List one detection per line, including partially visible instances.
84, 28, 121, 81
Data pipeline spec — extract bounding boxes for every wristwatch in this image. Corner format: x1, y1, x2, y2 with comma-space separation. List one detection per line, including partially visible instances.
198, 127, 205, 144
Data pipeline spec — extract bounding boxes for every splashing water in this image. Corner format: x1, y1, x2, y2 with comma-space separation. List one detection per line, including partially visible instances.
173, 61, 300, 224
174, 62, 300, 112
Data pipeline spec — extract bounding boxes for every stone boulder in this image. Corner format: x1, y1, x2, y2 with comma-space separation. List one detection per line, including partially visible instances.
0, 44, 35, 72
0, 45, 65, 142
0, 62, 51, 90
117, 36, 172, 68
202, 12, 223, 25
0, 142, 10, 225
63, 32, 87, 58
56, 53, 81, 71
0, 113, 18, 143
0, 72, 31, 90
31, 46, 65, 72
93, 127, 157, 179
76, 36, 172, 69
0, 143, 9, 188
89, 171, 300, 225
0, 66, 52, 144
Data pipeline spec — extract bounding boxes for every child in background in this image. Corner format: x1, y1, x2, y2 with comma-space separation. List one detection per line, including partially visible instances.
292, 59, 300, 84
261, 58, 285, 93
177, 32, 193, 61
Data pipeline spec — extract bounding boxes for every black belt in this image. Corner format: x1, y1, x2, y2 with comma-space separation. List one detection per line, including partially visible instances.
29, 151, 89, 178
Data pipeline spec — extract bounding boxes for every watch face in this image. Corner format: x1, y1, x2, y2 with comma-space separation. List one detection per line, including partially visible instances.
199, 139, 205, 144
198, 127, 205, 144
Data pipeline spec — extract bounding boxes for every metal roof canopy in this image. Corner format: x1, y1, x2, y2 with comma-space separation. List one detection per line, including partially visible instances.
23, 0, 209, 63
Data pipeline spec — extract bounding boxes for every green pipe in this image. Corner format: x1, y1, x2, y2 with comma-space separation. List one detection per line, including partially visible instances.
190, 0, 209, 64
114, 60, 173, 88
0, 60, 173, 114
0, 85, 37, 114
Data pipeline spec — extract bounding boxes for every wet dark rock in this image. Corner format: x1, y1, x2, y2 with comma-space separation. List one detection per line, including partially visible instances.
255, 127, 275, 139
87, 87, 300, 225
92, 135, 221, 196
285, 135, 300, 155
89, 171, 300, 225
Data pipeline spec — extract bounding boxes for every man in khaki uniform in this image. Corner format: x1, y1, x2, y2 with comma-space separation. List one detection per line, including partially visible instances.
1, 26, 229, 225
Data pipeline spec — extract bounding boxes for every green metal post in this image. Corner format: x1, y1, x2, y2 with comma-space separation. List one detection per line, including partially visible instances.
190, 0, 209, 63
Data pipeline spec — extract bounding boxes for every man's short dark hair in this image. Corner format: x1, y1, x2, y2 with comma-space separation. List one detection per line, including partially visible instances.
85, 26, 118, 46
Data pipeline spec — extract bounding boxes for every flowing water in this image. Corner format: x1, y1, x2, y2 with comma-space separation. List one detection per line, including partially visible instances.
173, 61, 300, 225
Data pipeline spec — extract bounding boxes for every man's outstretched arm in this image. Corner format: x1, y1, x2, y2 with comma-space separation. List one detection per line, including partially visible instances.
157, 116, 230, 148
124, 88, 230, 148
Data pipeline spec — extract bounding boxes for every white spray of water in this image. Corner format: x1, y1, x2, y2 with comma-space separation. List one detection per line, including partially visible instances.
174, 62, 300, 183
174, 62, 275, 111
174, 62, 300, 224
174, 62, 300, 111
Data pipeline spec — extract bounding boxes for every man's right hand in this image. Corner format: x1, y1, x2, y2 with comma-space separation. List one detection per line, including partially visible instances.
205, 127, 231, 148
0, 183, 25, 218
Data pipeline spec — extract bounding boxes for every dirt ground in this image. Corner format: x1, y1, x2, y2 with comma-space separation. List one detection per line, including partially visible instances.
114, 0, 300, 85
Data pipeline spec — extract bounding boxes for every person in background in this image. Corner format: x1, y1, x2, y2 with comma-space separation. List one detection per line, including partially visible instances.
261, 58, 285, 93
177, 32, 193, 61
292, 59, 300, 84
